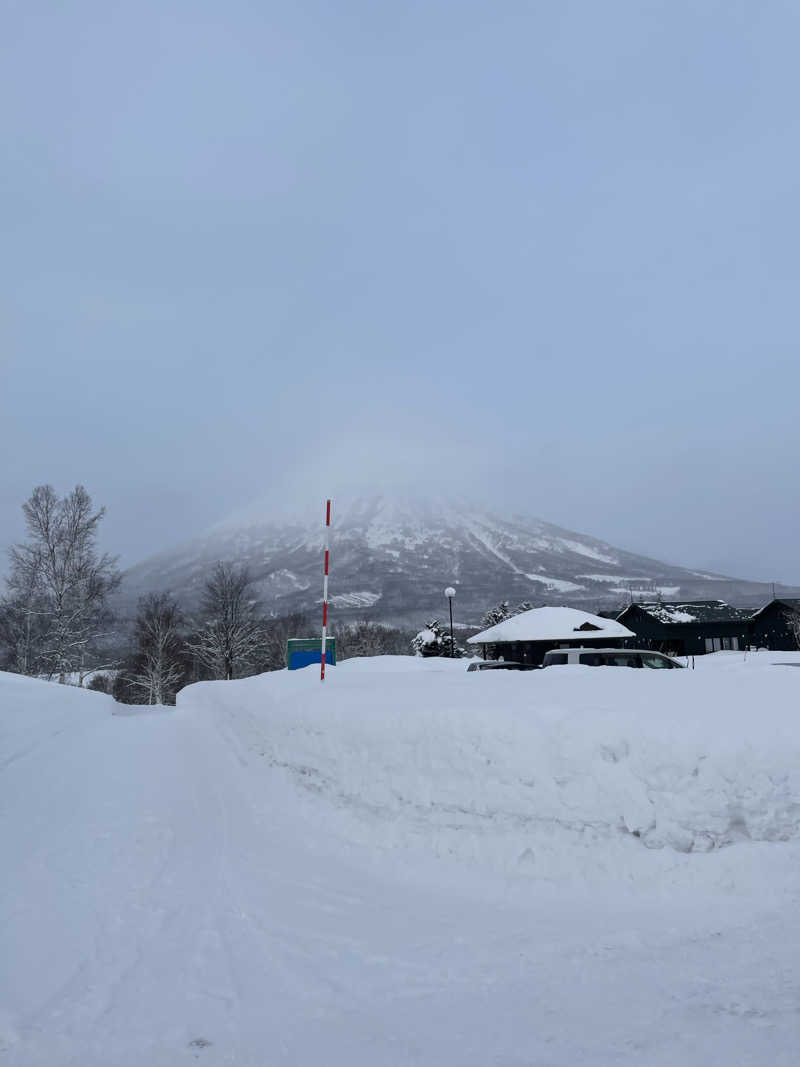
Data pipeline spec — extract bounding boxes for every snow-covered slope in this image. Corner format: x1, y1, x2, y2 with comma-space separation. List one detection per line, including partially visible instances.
3, 654, 800, 1065
120, 493, 789, 621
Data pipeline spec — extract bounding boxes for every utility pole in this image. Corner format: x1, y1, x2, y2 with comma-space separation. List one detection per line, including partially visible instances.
321, 500, 331, 681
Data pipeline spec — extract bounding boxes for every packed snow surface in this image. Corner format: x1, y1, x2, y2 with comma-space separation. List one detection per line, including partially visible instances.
3, 653, 800, 1065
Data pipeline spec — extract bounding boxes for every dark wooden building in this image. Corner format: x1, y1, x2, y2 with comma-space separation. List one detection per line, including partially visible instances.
616, 600, 753, 656
749, 598, 800, 651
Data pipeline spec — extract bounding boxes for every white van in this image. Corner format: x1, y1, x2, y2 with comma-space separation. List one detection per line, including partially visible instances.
542, 648, 684, 669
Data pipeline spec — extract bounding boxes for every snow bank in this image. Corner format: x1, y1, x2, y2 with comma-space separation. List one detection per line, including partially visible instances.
5, 659, 800, 1065
336, 653, 469, 673
0, 670, 112, 772
179, 651, 800, 867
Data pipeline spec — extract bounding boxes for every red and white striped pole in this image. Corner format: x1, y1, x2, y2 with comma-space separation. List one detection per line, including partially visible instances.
321, 499, 331, 681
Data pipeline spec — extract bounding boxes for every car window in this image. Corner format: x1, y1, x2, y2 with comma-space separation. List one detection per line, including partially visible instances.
578, 653, 605, 666
608, 654, 640, 668
640, 654, 670, 669
545, 653, 568, 665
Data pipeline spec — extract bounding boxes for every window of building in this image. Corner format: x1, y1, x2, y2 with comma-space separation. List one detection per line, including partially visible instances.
705, 637, 740, 652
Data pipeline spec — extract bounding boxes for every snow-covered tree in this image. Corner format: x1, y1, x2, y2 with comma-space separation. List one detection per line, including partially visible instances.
481, 601, 512, 629
480, 599, 534, 631
5, 485, 121, 682
412, 619, 463, 658
786, 607, 800, 650
126, 593, 186, 705
438, 630, 463, 659
188, 563, 262, 680
412, 620, 439, 657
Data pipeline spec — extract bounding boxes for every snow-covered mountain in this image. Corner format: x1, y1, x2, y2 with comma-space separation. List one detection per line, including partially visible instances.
120, 494, 790, 624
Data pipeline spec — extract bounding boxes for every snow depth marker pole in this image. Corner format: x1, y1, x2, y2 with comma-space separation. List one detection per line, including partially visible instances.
321, 499, 331, 681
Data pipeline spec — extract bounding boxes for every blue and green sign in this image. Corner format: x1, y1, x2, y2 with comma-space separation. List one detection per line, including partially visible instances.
286, 637, 337, 671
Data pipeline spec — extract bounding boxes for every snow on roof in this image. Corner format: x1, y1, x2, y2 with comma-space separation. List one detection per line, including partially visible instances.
467, 606, 634, 644
750, 597, 800, 619
642, 606, 698, 623
627, 600, 753, 624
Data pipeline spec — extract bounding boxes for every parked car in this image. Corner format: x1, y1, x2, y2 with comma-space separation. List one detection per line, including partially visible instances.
541, 648, 684, 669
467, 660, 537, 672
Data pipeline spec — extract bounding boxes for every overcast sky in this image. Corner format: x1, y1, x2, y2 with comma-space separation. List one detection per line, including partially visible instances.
2, 1, 799, 584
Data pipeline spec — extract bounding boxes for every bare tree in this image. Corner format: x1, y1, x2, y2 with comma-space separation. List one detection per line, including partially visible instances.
258, 611, 309, 671
188, 563, 262, 680
333, 621, 413, 659
126, 593, 186, 705
787, 607, 800, 650
0, 592, 45, 675
6, 485, 121, 682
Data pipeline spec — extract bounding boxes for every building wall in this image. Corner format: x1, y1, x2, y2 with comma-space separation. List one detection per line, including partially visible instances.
617, 607, 750, 656
750, 604, 799, 652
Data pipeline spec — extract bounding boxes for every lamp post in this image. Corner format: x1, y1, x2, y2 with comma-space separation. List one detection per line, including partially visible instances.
444, 586, 456, 657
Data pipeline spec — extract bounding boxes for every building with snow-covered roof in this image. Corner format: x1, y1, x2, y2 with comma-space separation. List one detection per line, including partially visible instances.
616, 600, 752, 656
749, 598, 800, 652
467, 607, 635, 665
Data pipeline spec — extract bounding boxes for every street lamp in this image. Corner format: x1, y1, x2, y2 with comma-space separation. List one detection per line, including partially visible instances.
444, 586, 456, 657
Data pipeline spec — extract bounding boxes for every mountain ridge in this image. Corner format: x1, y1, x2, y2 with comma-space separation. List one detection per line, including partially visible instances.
118, 494, 798, 625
